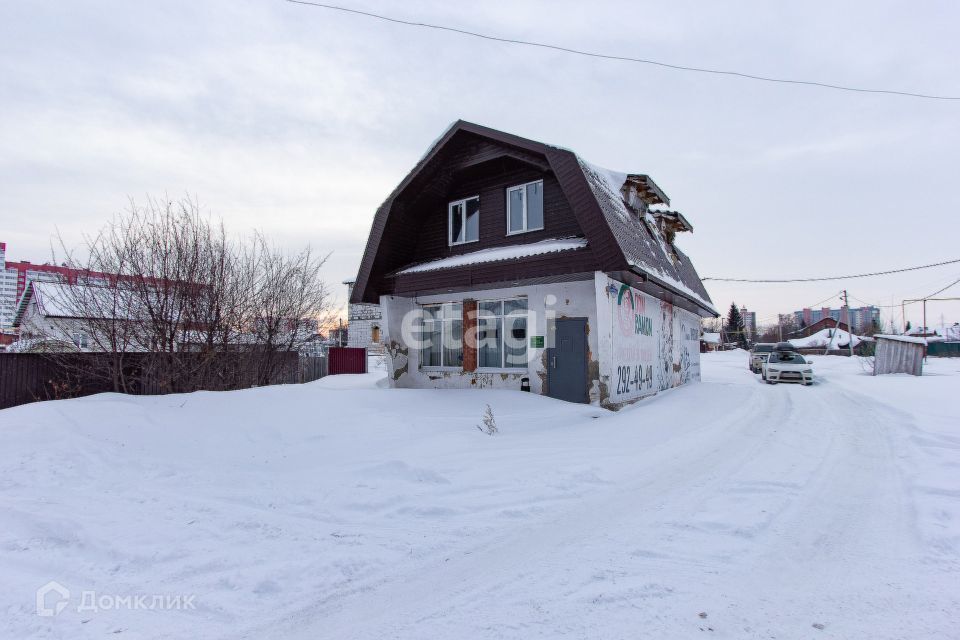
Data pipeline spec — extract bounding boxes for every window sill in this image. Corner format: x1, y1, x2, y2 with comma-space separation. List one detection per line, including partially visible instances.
448, 239, 480, 247
420, 366, 463, 372
474, 367, 528, 374
505, 227, 544, 237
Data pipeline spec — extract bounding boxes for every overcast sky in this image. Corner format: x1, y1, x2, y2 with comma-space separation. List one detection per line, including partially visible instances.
2, 1, 958, 329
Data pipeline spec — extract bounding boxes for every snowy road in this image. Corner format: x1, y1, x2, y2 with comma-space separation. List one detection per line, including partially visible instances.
1, 352, 958, 638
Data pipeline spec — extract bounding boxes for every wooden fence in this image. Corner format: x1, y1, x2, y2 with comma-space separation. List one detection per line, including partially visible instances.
0, 352, 328, 410
298, 355, 328, 382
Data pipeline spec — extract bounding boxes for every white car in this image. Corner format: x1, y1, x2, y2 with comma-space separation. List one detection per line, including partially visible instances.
762, 351, 814, 385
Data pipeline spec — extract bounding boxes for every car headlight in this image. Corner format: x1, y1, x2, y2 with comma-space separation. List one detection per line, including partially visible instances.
803, 369, 812, 373
768, 367, 780, 372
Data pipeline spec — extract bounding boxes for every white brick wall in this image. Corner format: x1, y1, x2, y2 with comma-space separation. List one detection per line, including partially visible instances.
344, 280, 383, 350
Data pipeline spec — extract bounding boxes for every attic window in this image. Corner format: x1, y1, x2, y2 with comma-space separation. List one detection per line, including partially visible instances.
449, 196, 480, 246
506, 180, 544, 234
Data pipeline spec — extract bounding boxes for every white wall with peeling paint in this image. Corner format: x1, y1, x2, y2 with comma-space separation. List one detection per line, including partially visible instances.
599, 275, 702, 405
380, 279, 599, 397
381, 273, 700, 407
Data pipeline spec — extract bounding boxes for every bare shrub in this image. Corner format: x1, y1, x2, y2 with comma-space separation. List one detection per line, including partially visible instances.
477, 404, 498, 435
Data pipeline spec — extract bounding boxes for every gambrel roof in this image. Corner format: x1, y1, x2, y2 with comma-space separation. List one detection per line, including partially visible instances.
352, 120, 715, 316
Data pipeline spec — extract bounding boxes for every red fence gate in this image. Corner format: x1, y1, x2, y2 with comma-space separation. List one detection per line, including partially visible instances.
327, 347, 367, 375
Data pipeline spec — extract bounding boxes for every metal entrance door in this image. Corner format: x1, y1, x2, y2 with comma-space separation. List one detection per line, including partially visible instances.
547, 318, 588, 403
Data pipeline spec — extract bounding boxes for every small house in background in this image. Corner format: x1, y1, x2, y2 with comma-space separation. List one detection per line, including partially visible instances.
794, 316, 851, 339
350, 120, 717, 406
13, 281, 101, 350
873, 335, 925, 376
700, 332, 720, 352
343, 279, 383, 354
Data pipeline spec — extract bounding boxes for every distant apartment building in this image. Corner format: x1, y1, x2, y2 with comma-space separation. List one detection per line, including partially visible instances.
740, 306, 757, 340
1, 241, 115, 329
0, 243, 17, 327
794, 305, 879, 333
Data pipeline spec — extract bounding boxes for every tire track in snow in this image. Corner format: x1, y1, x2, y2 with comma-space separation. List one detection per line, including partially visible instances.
255, 379, 802, 639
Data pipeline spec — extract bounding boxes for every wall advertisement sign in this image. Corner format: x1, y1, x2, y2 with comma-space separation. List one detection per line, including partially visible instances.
608, 278, 701, 403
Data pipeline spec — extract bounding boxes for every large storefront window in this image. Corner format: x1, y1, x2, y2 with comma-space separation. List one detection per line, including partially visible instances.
478, 298, 528, 369
421, 303, 463, 368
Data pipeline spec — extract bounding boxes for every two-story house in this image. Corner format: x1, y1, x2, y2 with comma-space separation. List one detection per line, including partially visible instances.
351, 121, 717, 407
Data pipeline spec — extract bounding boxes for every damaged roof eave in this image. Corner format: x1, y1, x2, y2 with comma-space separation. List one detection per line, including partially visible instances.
628, 261, 718, 318
625, 174, 670, 207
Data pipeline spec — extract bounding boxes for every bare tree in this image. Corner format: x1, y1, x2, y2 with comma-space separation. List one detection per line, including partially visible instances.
44, 196, 333, 395
244, 231, 334, 385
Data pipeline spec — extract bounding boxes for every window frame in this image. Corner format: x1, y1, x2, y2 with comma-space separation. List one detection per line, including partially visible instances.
476, 297, 529, 371
419, 302, 464, 370
448, 196, 480, 246
505, 180, 545, 236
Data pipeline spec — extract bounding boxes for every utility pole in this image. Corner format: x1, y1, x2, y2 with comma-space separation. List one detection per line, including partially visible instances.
842, 290, 854, 357
923, 298, 928, 339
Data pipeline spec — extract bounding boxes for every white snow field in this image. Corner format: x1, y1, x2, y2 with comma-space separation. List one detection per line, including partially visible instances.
1, 351, 958, 639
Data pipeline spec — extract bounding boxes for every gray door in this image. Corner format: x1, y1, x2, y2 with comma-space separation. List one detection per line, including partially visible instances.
547, 318, 588, 403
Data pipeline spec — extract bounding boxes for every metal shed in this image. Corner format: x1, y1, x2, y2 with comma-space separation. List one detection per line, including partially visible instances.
873, 335, 925, 376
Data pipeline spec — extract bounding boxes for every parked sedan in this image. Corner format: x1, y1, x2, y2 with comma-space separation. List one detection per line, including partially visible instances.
762, 351, 814, 385
749, 343, 776, 373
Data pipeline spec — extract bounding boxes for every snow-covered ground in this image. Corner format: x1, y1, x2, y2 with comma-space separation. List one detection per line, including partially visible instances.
1, 351, 958, 639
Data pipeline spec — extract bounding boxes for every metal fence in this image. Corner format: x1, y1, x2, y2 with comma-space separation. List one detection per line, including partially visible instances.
0, 352, 329, 411
328, 347, 368, 375
928, 342, 960, 358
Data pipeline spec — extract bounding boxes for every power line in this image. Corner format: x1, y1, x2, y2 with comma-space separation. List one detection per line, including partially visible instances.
702, 257, 960, 283
849, 294, 898, 309
844, 275, 960, 309
284, 0, 960, 101
755, 291, 843, 323
915, 276, 960, 300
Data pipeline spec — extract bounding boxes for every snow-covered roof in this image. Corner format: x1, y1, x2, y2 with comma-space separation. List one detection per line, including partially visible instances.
702, 332, 720, 344
14, 281, 135, 326
396, 238, 589, 275
5, 336, 80, 353
577, 158, 716, 315
32, 281, 88, 317
14, 281, 82, 325
789, 328, 862, 349
874, 334, 928, 345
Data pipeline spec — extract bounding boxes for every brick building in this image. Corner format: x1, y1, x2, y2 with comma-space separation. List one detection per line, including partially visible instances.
343, 279, 383, 352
